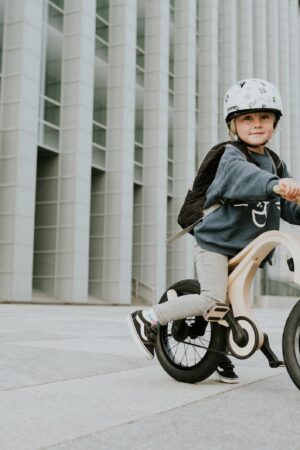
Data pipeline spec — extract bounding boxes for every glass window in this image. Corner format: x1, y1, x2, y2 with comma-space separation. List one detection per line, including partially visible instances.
134, 144, 143, 164
170, 0, 175, 23
136, 1, 145, 49
44, 99, 60, 127
96, 0, 109, 22
0, 18, 3, 74
96, 17, 109, 43
95, 36, 108, 61
50, 0, 64, 9
43, 123, 59, 150
93, 63, 107, 125
45, 70, 61, 102
167, 130, 174, 196
134, 164, 143, 184
92, 147, 106, 170
136, 67, 144, 86
136, 48, 144, 69
93, 123, 106, 147
44, 27, 63, 103
169, 41, 174, 106
48, 2, 64, 31
168, 161, 173, 178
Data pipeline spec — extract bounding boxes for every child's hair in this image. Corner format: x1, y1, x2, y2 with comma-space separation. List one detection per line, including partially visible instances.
229, 119, 237, 135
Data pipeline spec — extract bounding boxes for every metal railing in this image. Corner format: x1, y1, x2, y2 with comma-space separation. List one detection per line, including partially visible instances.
132, 278, 156, 304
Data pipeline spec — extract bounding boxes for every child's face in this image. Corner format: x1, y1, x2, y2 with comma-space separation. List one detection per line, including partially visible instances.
234, 111, 276, 147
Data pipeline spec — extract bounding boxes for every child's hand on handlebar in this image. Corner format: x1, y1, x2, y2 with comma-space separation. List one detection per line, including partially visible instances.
276, 178, 300, 202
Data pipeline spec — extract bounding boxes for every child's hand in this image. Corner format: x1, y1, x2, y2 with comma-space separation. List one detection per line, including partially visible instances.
277, 178, 300, 202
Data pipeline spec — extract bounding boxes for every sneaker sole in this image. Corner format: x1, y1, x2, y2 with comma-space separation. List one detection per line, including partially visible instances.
217, 374, 240, 384
126, 314, 154, 361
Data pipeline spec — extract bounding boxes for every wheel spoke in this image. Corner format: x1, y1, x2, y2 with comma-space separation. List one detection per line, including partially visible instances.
160, 309, 225, 369
179, 342, 189, 366
163, 331, 211, 367
193, 340, 203, 361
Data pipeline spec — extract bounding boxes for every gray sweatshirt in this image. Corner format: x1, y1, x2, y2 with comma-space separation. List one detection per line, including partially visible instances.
194, 143, 300, 257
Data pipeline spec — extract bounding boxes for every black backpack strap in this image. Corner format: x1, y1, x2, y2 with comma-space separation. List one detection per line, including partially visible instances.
230, 141, 284, 178
230, 141, 259, 166
192, 141, 229, 191
265, 147, 284, 177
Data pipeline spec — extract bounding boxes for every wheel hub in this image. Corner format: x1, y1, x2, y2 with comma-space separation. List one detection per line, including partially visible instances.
227, 316, 259, 359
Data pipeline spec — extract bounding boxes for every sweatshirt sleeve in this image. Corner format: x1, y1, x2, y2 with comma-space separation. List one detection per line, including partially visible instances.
204, 145, 279, 207
279, 161, 300, 224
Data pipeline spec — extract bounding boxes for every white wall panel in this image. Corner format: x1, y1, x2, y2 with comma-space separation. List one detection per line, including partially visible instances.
0, 0, 43, 301
168, 0, 196, 285
140, 0, 170, 302
218, 0, 238, 141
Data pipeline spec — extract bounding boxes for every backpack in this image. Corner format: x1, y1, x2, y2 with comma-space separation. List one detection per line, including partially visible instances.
176, 140, 283, 237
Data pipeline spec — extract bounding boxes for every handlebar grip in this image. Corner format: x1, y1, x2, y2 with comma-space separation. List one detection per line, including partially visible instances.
273, 185, 300, 205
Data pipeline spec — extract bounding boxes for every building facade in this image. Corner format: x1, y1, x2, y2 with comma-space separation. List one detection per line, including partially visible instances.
0, 0, 299, 305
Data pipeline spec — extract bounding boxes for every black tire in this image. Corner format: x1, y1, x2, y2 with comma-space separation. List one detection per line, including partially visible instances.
155, 279, 227, 384
282, 300, 300, 390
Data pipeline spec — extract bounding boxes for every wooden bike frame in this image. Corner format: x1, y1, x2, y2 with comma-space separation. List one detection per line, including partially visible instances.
227, 230, 300, 348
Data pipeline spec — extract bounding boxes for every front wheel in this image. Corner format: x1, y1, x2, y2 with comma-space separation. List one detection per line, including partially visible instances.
282, 300, 300, 390
155, 279, 227, 384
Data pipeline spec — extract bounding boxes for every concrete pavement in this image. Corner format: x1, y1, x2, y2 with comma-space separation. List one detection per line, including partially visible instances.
0, 303, 299, 450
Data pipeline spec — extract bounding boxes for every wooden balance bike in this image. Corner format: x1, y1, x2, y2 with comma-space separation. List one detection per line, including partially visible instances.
155, 188, 300, 390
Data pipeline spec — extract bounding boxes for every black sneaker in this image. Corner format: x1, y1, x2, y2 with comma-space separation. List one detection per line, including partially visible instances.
216, 355, 239, 384
127, 310, 158, 360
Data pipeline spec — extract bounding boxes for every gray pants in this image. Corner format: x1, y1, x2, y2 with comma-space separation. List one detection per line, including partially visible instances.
153, 240, 229, 326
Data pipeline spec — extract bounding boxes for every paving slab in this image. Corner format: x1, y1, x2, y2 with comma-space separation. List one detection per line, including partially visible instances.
0, 365, 285, 450
0, 303, 298, 450
45, 373, 300, 450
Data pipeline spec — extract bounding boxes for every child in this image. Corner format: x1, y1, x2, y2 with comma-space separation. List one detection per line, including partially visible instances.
127, 78, 300, 384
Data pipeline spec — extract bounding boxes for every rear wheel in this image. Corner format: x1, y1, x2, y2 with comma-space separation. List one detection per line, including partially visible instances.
155, 279, 227, 383
282, 300, 300, 390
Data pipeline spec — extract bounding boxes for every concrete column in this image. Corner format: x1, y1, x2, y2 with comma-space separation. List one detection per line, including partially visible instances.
103, 0, 137, 304
267, 0, 280, 152
237, 0, 253, 79
253, 0, 267, 78
278, 0, 291, 168
0, 0, 43, 300
289, 0, 300, 180
141, 0, 170, 302
218, 0, 237, 141
169, 0, 196, 284
57, 0, 96, 301
198, 0, 219, 152
252, 0, 268, 300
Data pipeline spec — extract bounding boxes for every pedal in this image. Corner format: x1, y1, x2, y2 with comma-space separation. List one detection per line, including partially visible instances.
269, 360, 285, 368
203, 303, 230, 322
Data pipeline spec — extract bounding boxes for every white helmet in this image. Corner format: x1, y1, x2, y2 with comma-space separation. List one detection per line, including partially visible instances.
224, 78, 283, 126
